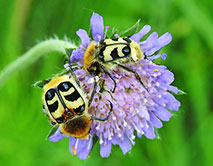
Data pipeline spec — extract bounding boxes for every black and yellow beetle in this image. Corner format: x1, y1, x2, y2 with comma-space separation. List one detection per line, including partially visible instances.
82, 37, 147, 95
43, 74, 112, 139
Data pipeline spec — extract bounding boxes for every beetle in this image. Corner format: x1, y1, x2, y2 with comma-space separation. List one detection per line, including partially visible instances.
43, 75, 113, 139
82, 37, 147, 98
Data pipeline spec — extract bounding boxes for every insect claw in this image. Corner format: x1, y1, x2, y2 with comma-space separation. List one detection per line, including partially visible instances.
91, 100, 113, 121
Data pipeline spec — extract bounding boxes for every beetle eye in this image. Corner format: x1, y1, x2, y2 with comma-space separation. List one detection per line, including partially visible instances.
46, 89, 55, 100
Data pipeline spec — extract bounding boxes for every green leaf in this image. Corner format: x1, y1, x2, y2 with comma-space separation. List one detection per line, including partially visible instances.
64, 48, 75, 64
119, 19, 141, 37
91, 135, 99, 151
46, 126, 59, 139
177, 89, 187, 95
32, 68, 72, 88
154, 129, 160, 139
56, 68, 70, 76
32, 79, 51, 88
65, 48, 74, 58
107, 27, 119, 38
88, 23, 92, 39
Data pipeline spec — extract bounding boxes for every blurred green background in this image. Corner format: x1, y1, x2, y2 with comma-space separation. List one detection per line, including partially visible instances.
0, 0, 212, 165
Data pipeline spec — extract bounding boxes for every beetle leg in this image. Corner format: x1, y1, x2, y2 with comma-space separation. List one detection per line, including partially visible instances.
88, 76, 98, 107
68, 63, 81, 87
91, 100, 113, 121
65, 48, 81, 87
100, 65, 116, 93
117, 64, 148, 92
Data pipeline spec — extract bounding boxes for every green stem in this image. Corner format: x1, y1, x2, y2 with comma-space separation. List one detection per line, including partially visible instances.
0, 39, 76, 88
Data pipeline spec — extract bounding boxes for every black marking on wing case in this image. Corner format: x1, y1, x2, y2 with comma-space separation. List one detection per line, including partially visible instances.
55, 116, 65, 124
73, 104, 85, 114
123, 37, 131, 44
99, 49, 105, 62
58, 81, 82, 102
122, 45, 131, 56
45, 89, 55, 100
99, 45, 106, 62
111, 38, 119, 41
110, 48, 120, 60
47, 101, 59, 113
58, 82, 72, 92
99, 39, 105, 45
64, 90, 81, 102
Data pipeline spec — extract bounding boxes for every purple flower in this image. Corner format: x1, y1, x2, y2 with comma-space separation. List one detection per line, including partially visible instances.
49, 12, 180, 159
70, 13, 105, 63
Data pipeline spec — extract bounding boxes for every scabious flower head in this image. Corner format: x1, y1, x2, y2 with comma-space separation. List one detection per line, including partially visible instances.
49, 12, 180, 159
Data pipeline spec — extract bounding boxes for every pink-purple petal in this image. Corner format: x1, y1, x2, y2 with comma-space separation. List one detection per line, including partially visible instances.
144, 125, 155, 139
69, 137, 77, 155
168, 85, 179, 94
150, 112, 163, 128
157, 32, 172, 49
154, 105, 172, 121
76, 138, 93, 160
100, 140, 112, 157
130, 25, 151, 42
146, 53, 168, 60
76, 29, 90, 47
147, 54, 162, 60
118, 136, 132, 155
70, 48, 84, 63
140, 32, 172, 59
90, 13, 104, 42
164, 92, 181, 111
161, 70, 174, 84
48, 127, 64, 142
161, 53, 167, 60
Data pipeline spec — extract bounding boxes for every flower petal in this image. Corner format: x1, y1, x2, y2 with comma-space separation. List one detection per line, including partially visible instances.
77, 137, 93, 160
70, 48, 84, 63
141, 33, 159, 55
130, 25, 151, 42
118, 135, 132, 155
141, 32, 172, 57
154, 105, 172, 121
164, 92, 181, 111
100, 140, 112, 157
161, 70, 174, 85
141, 32, 158, 51
76, 29, 90, 47
48, 127, 64, 142
161, 53, 167, 60
69, 137, 77, 155
90, 13, 104, 42
147, 54, 162, 60
158, 32, 172, 49
144, 124, 155, 139
146, 53, 167, 60
168, 85, 179, 94
150, 112, 163, 128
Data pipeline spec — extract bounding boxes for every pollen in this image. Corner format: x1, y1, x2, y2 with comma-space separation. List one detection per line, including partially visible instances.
72, 146, 77, 155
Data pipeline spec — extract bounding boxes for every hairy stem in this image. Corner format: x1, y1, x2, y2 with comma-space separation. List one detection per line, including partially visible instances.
0, 39, 76, 88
